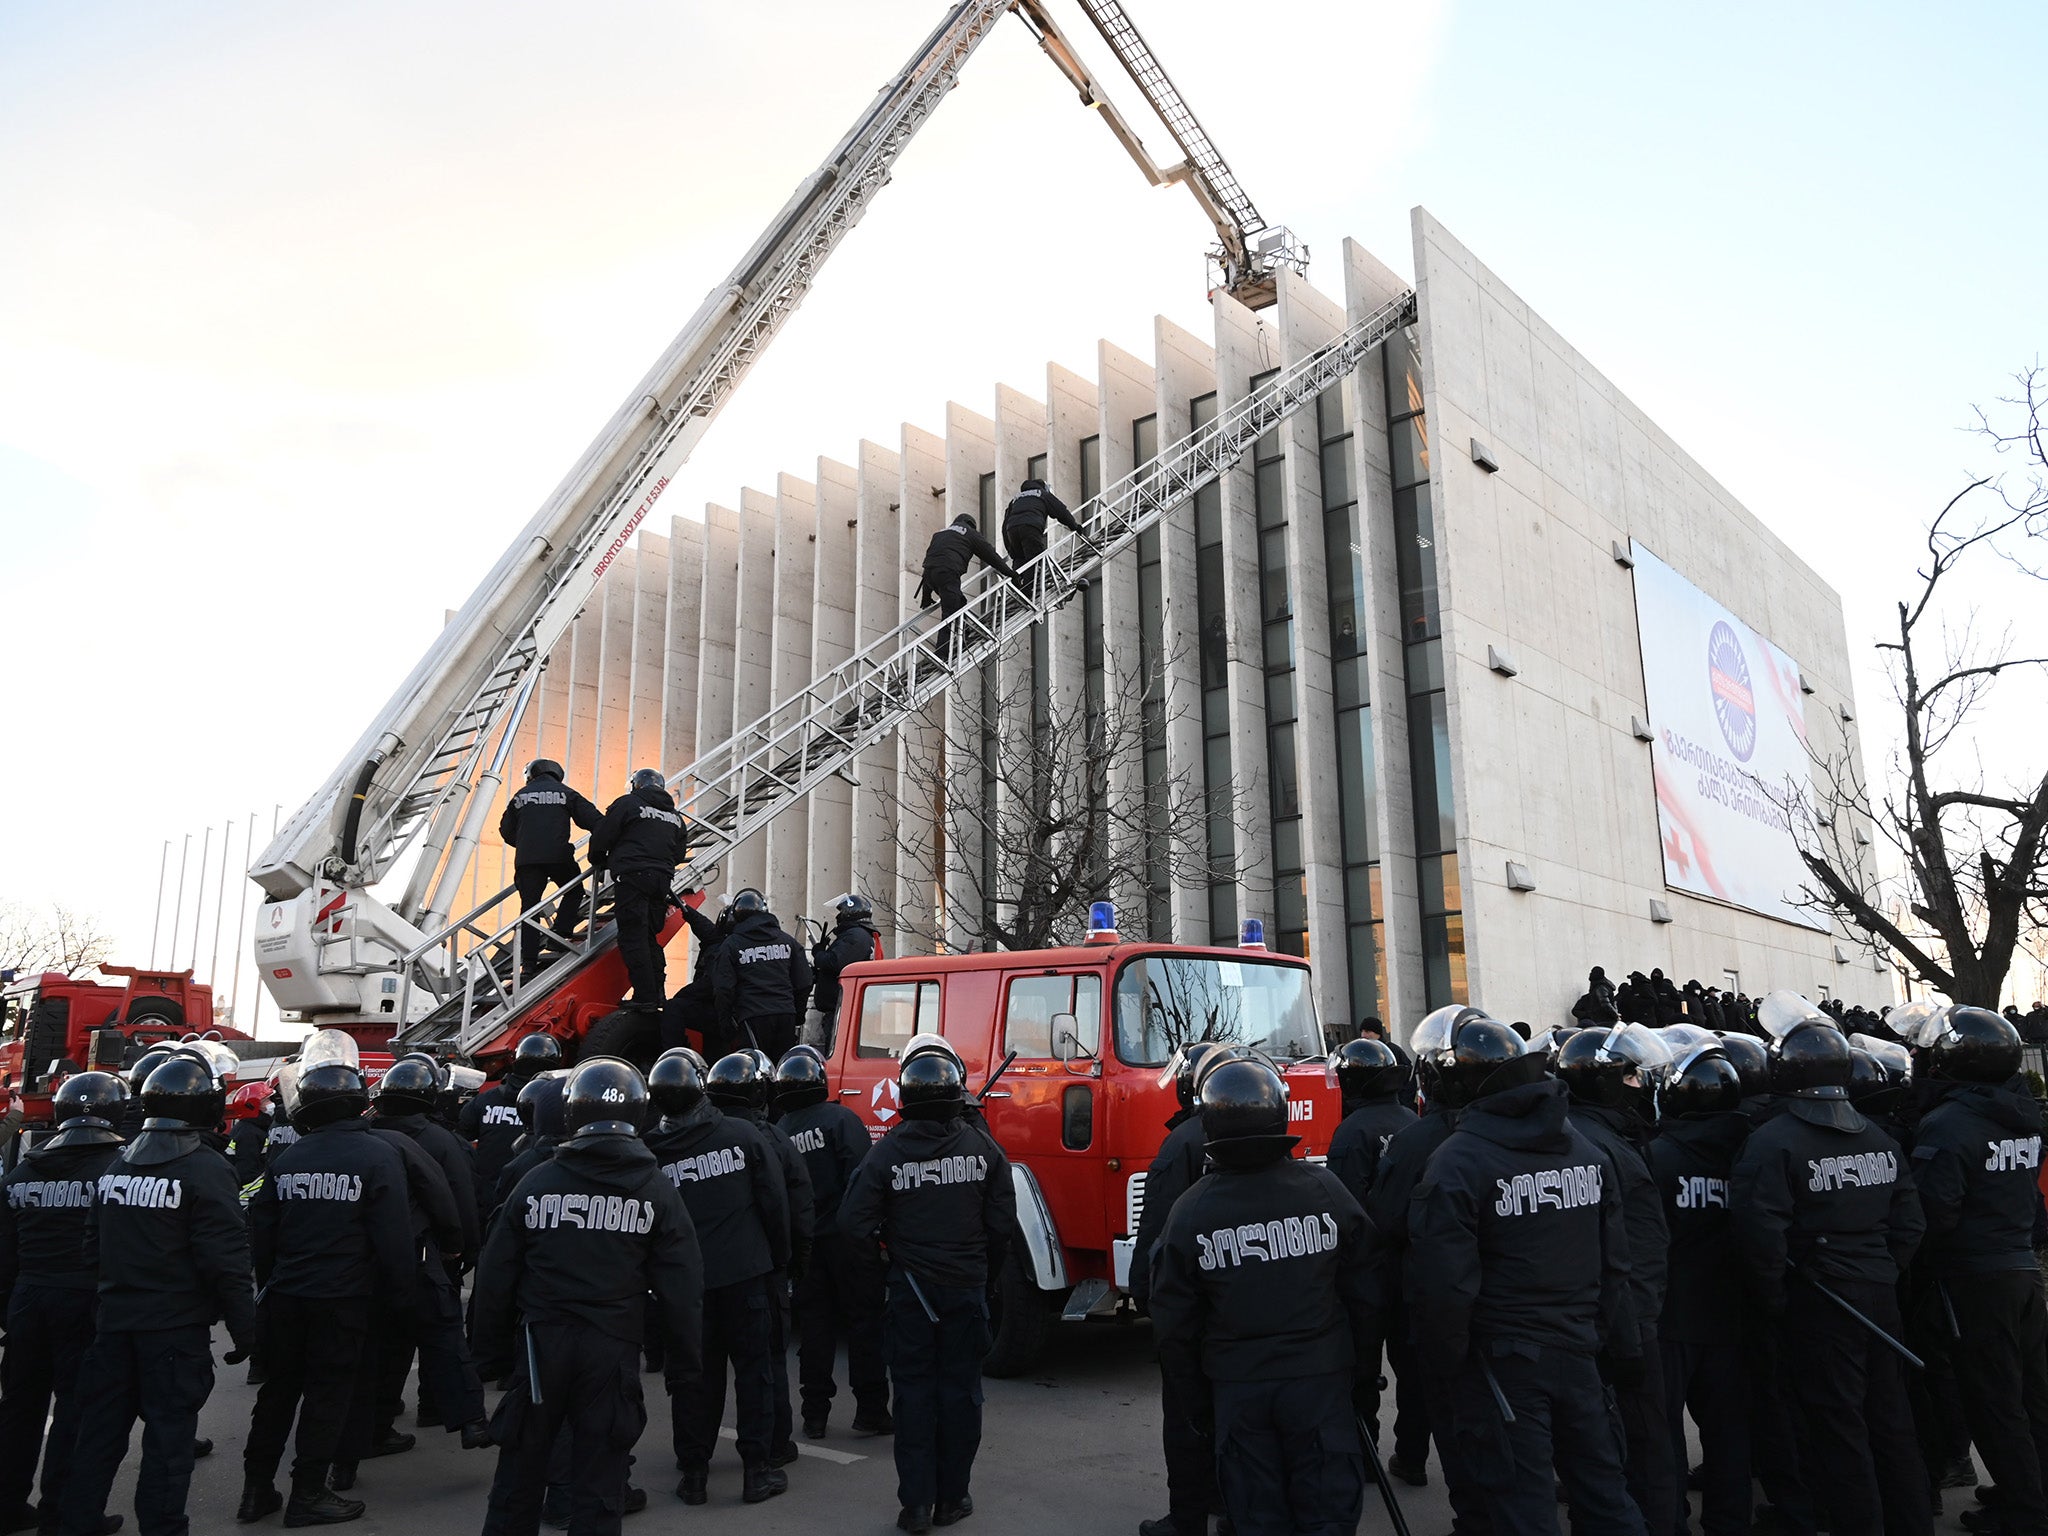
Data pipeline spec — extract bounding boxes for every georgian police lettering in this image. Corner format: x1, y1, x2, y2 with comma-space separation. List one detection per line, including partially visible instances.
890, 1153, 990, 1192
1987, 1135, 2043, 1172
96, 1172, 183, 1208
790, 1126, 827, 1154
737, 942, 791, 965
5, 1178, 96, 1209
1675, 1175, 1728, 1209
1494, 1163, 1604, 1216
519, 790, 568, 808
1806, 1150, 1897, 1192
639, 805, 681, 827
523, 1191, 658, 1232
663, 1145, 748, 1184
275, 1171, 364, 1202
1196, 1213, 1340, 1270
479, 1104, 523, 1128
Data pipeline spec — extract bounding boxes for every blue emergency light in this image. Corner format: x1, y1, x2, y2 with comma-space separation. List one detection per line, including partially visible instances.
1239, 918, 1266, 949
1084, 901, 1118, 944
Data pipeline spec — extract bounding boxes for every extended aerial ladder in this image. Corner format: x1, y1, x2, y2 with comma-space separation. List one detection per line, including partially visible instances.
250, 0, 1383, 1049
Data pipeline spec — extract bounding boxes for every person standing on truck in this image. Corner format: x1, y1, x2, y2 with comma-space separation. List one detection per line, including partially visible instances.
1130, 1041, 1226, 1536
0, 1072, 128, 1535
58, 1055, 259, 1536
999, 478, 1090, 574
772, 1050, 891, 1441
588, 768, 690, 1015
462, 1033, 563, 1196
237, 1060, 414, 1528
498, 759, 603, 982
645, 1050, 791, 1507
711, 892, 813, 1064
1148, 1057, 1380, 1536
840, 1049, 1015, 1536
809, 894, 881, 1055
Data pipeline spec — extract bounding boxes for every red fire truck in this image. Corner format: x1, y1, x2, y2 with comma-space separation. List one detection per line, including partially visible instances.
821, 911, 1338, 1375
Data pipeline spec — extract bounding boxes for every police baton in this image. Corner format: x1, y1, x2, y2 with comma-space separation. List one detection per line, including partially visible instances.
1795, 1269, 1925, 1371
1478, 1356, 1516, 1424
979, 1050, 1019, 1099
901, 1268, 941, 1325
524, 1324, 544, 1406
1357, 1399, 1415, 1536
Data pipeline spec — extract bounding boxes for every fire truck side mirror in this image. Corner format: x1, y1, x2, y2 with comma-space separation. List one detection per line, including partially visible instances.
1051, 1014, 1090, 1064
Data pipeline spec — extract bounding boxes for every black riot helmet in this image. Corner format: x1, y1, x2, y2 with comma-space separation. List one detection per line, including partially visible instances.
375, 1056, 441, 1118
705, 1051, 768, 1111
1661, 1049, 1743, 1118
516, 1072, 570, 1140
773, 1051, 828, 1110
1716, 1034, 1770, 1098
951, 512, 977, 533
526, 759, 565, 781
1169, 1041, 1228, 1112
1020, 477, 1048, 493
125, 1046, 176, 1097
564, 1058, 649, 1137
898, 1051, 966, 1122
140, 1054, 226, 1131
1330, 1038, 1405, 1102
1198, 1058, 1298, 1169
1846, 1048, 1905, 1114
649, 1051, 707, 1119
1928, 1006, 2023, 1085
51, 1071, 127, 1131
1413, 1006, 1540, 1107
730, 889, 768, 917
296, 1062, 371, 1129
630, 768, 665, 794
1557, 1023, 1674, 1117
510, 1033, 564, 1083
831, 893, 873, 927
1767, 1022, 1853, 1099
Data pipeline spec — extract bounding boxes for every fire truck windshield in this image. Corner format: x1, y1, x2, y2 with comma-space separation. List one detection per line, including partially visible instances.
1112, 955, 1321, 1067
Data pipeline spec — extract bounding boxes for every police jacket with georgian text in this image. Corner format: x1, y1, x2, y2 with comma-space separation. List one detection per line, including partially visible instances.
0, 1129, 125, 1292
84, 1129, 258, 1347
1001, 485, 1083, 542
1730, 1096, 1923, 1304
1408, 1080, 1635, 1366
1129, 1111, 1205, 1311
645, 1100, 787, 1288
491, 1139, 555, 1226
740, 1107, 815, 1276
1328, 1094, 1419, 1209
368, 1122, 466, 1260
919, 523, 1014, 594
712, 910, 814, 1024
461, 1079, 531, 1190
376, 1110, 482, 1264
498, 772, 601, 868
587, 782, 689, 887
776, 1099, 871, 1233
840, 1114, 1016, 1290
811, 921, 879, 1015
473, 1130, 702, 1369
1149, 1156, 1378, 1385
1570, 1101, 1668, 1352
1365, 1104, 1457, 1256
1908, 1080, 2043, 1276
1647, 1111, 1752, 1343
249, 1118, 415, 1303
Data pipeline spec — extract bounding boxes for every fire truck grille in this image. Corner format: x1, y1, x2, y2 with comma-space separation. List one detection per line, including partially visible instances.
1124, 1171, 1146, 1235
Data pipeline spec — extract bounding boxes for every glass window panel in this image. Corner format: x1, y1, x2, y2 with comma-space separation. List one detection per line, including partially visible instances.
1405, 637, 1444, 696
1202, 686, 1230, 740
1204, 737, 1234, 805
1256, 459, 1287, 529
1260, 528, 1290, 621
1422, 915, 1453, 1010
857, 981, 941, 1059
1383, 325, 1425, 422
1346, 864, 1373, 917
1195, 482, 1223, 547
1027, 453, 1047, 483
1317, 385, 1346, 443
1439, 852, 1462, 914
1208, 884, 1238, 947
1276, 874, 1307, 934
1408, 691, 1457, 855
1333, 651, 1367, 709
1320, 440, 1354, 509
1347, 923, 1379, 1023
1269, 729, 1300, 819
1272, 816, 1302, 878
1264, 670, 1295, 726
1392, 485, 1441, 643
1003, 973, 1101, 1059
1133, 415, 1158, 466
1137, 526, 1161, 566
1337, 708, 1377, 865
1445, 913, 1468, 1003
1191, 393, 1218, 430
979, 472, 996, 524
1325, 509, 1364, 663
1389, 415, 1431, 489
1263, 620, 1293, 672
1079, 436, 1101, 502
1084, 578, 1104, 672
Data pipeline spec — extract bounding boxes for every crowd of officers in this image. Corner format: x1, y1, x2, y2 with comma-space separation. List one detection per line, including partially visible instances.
0, 1021, 1006, 1536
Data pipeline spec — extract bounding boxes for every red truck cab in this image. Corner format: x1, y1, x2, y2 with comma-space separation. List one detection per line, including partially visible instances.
822, 925, 1337, 1374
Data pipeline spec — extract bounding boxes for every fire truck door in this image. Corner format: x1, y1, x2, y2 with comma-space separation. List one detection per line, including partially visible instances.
992, 972, 1104, 1251
834, 977, 942, 1142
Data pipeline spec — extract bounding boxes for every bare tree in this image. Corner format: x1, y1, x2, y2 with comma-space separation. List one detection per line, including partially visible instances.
1792, 369, 2048, 1005
0, 900, 116, 979
881, 638, 1251, 953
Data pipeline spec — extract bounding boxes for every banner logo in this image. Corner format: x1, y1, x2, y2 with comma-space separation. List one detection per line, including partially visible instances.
1706, 622, 1756, 763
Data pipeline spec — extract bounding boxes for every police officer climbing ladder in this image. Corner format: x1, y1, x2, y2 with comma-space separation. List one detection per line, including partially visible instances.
588, 768, 691, 1015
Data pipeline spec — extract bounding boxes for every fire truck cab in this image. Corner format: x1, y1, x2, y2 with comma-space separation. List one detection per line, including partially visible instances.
823, 914, 1337, 1375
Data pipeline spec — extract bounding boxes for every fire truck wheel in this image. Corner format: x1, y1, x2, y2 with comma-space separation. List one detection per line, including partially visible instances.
124, 998, 186, 1029
577, 1008, 661, 1071
981, 1245, 1055, 1379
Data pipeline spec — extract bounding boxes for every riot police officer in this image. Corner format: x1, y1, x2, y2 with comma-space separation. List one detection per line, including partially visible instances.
488, 1072, 570, 1223
1000, 478, 1089, 572
0, 1072, 128, 1533
917, 513, 1020, 629
645, 1051, 790, 1505
1148, 1057, 1379, 1536
59, 1055, 259, 1536
773, 1050, 891, 1440
499, 758, 602, 980
711, 893, 813, 1063
239, 1061, 415, 1526
1731, 995, 1929, 1536
473, 1059, 702, 1536
810, 894, 880, 1053
1326, 1035, 1425, 1489
1130, 1040, 1226, 1536
463, 1033, 564, 1196
840, 1050, 1015, 1535
1408, 1013, 1645, 1536
588, 768, 691, 1013
1903, 1006, 2048, 1536
1559, 1025, 1677, 1536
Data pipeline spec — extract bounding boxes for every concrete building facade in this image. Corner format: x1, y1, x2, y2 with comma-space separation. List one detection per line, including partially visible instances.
448, 209, 1884, 1034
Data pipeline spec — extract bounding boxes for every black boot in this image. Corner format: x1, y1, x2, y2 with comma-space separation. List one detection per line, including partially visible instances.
283, 1481, 365, 1527
328, 1463, 357, 1492
934, 1496, 975, 1526
459, 1420, 493, 1450
742, 1466, 789, 1504
676, 1469, 708, 1506
236, 1481, 283, 1524
898, 1508, 934, 1534
363, 1429, 414, 1458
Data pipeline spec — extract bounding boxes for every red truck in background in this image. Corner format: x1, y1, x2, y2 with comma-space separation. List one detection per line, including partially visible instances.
821, 924, 1337, 1376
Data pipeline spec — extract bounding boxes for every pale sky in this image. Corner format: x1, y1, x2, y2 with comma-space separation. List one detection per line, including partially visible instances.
3, 0, 2043, 1024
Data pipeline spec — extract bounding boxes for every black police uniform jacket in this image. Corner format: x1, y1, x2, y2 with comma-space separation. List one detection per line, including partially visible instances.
369, 1122, 467, 1261
1909, 1080, 2043, 1276
1001, 485, 1081, 542
1408, 1080, 1636, 1367
1148, 1156, 1378, 1384
1569, 1100, 1669, 1352
840, 1113, 1016, 1289
84, 1126, 258, 1347
1730, 1095, 1924, 1309
811, 921, 879, 1015
711, 910, 814, 1025
1646, 1110, 1752, 1344
644, 1100, 788, 1288
1328, 1093, 1419, 1208
491, 1137, 556, 1225
498, 772, 601, 868
461, 1077, 532, 1192
249, 1118, 415, 1302
473, 1129, 703, 1371
1129, 1110, 1205, 1311
917, 523, 1013, 599
376, 1109, 483, 1264
0, 1126, 125, 1293
588, 782, 689, 888
739, 1106, 815, 1276
1364, 1104, 1456, 1254
776, 1099, 871, 1234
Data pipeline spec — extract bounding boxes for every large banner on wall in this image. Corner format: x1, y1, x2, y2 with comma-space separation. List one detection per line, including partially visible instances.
1630, 540, 1823, 930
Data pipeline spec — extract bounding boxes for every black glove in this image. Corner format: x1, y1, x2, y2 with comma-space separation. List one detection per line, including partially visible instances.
223, 1345, 251, 1366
